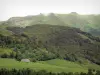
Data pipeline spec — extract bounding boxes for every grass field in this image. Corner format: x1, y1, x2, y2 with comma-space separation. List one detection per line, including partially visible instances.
0, 58, 100, 73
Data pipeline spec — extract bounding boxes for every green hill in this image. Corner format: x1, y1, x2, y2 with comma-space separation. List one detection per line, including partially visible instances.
0, 24, 99, 65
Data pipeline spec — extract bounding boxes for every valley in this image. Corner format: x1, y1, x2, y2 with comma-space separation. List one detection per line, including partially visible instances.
0, 14, 100, 75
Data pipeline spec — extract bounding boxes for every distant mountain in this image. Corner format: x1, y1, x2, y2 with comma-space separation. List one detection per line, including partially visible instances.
0, 12, 100, 36
57, 13, 100, 37
6, 13, 66, 27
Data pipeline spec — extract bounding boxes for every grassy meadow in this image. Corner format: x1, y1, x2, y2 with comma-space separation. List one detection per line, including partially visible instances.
0, 58, 100, 73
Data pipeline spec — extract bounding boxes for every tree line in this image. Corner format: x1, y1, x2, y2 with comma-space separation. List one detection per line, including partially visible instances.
0, 68, 100, 75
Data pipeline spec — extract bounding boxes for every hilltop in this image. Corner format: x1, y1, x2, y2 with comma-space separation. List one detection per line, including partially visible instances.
0, 12, 100, 36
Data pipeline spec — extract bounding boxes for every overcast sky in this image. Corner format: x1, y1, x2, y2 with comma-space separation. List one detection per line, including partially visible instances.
0, 0, 100, 21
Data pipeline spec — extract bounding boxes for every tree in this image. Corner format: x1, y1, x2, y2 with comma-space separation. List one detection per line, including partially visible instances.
87, 69, 93, 75
96, 70, 100, 75
15, 51, 22, 61
10, 52, 15, 58
1, 53, 8, 58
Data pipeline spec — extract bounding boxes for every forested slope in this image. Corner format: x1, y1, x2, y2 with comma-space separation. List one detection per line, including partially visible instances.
0, 24, 100, 65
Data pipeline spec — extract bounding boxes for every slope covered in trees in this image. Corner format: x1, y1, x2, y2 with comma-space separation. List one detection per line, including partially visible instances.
0, 24, 100, 65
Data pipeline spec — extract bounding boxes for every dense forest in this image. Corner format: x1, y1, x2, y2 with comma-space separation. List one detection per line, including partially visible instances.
0, 24, 100, 65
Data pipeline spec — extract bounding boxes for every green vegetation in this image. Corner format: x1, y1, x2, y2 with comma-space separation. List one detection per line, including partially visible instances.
0, 48, 16, 58
0, 25, 12, 36
0, 58, 86, 72
0, 24, 100, 64
1, 12, 100, 36
0, 48, 12, 55
6, 25, 100, 64
1, 68, 100, 75
0, 14, 100, 74
0, 58, 100, 73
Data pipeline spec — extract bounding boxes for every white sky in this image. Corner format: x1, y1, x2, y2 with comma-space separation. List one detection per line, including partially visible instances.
0, 0, 100, 21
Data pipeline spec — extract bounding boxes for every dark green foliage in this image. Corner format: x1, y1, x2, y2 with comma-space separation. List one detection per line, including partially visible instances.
0, 25, 100, 64
87, 69, 94, 75
9, 52, 15, 58
1, 53, 9, 58
0, 68, 99, 75
95, 70, 100, 75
